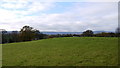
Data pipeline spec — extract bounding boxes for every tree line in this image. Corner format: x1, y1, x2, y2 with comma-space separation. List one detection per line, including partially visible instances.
1, 26, 120, 44
2, 26, 48, 44
49, 30, 120, 38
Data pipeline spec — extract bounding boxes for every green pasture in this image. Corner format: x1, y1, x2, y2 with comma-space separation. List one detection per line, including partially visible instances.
2, 37, 118, 66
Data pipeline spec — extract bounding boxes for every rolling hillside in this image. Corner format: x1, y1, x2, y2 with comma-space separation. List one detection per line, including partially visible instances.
2, 37, 118, 66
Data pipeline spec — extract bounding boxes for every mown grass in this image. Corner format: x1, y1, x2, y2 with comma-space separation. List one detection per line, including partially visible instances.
2, 37, 118, 66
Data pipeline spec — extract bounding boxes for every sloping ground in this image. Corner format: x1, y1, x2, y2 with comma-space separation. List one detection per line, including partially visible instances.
2, 37, 118, 66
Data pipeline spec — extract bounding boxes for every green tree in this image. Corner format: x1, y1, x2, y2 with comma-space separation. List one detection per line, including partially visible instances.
20, 26, 35, 41
2, 29, 9, 43
11, 31, 19, 42
81, 30, 93, 37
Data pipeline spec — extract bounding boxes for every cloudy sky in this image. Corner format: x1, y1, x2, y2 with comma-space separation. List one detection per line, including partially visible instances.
0, 0, 119, 32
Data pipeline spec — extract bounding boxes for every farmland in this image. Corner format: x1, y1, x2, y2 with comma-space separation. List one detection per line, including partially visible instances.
2, 37, 118, 66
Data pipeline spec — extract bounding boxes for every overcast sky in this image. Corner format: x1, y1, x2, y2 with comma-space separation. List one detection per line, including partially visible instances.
0, 0, 118, 32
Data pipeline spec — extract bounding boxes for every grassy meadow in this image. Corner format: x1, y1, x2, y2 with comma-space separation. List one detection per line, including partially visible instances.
2, 37, 118, 66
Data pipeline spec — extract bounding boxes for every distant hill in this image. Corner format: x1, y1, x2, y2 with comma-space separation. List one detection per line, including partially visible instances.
5, 31, 114, 35
41, 31, 114, 35
93, 31, 114, 34
42, 32, 82, 35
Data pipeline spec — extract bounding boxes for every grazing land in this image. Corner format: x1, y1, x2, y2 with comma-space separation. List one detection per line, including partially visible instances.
2, 37, 118, 66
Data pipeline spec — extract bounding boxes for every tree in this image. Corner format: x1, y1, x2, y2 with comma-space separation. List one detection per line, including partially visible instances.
33, 29, 44, 40
20, 26, 35, 41
11, 31, 19, 42
2, 29, 8, 43
1, 29, 7, 34
95, 32, 109, 37
81, 30, 93, 37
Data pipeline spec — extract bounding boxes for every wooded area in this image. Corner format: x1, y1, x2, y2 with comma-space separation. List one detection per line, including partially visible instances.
1, 26, 120, 44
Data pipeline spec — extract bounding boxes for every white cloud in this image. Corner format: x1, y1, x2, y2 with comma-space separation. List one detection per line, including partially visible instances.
0, 0, 54, 22
47, 0, 119, 2
0, 2, 118, 32
0, 0, 29, 9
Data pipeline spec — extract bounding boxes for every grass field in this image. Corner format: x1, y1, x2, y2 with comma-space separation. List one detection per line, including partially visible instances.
2, 37, 118, 66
